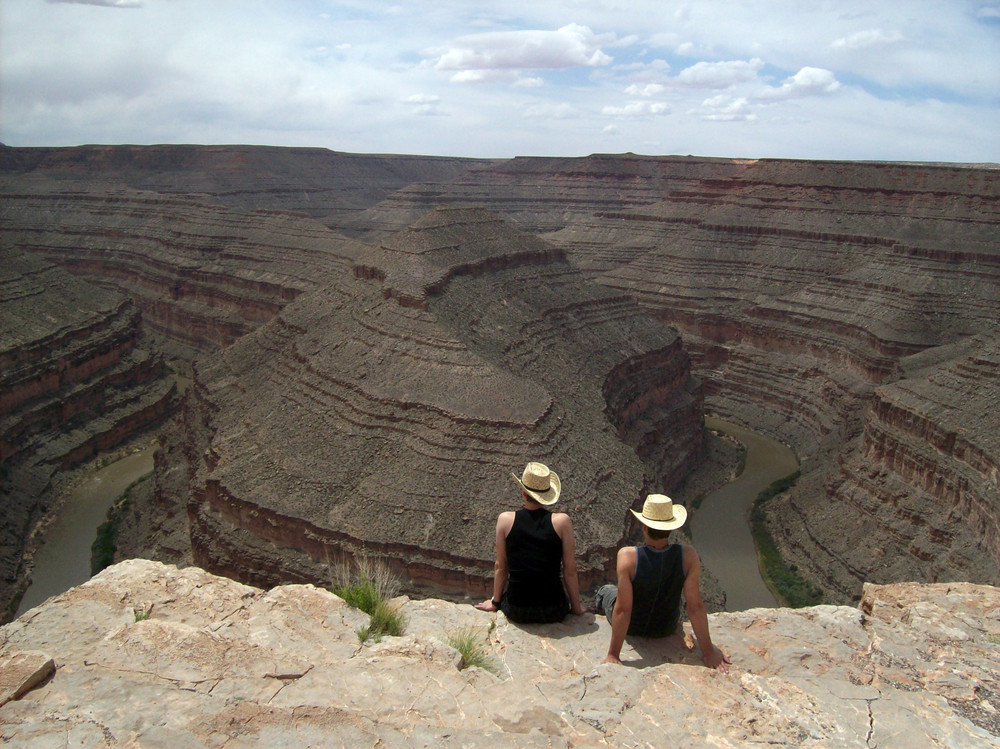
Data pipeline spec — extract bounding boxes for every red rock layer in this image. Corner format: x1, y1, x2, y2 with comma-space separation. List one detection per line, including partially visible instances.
775, 336, 1000, 600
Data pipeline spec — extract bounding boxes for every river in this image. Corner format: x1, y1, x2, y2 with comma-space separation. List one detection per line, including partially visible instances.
15, 444, 155, 618
691, 416, 800, 611
15, 414, 794, 617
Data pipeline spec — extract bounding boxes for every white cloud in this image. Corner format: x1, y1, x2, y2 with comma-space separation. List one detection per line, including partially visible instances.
697, 95, 756, 121
46, 0, 142, 6
755, 67, 841, 100
676, 58, 765, 89
602, 100, 670, 117
405, 93, 440, 110
831, 29, 904, 51
625, 83, 666, 97
430, 23, 614, 77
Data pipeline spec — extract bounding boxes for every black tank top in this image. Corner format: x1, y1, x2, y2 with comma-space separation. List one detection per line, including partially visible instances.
628, 544, 686, 637
505, 507, 565, 607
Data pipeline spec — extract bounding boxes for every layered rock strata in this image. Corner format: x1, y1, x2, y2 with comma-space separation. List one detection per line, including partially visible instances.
2, 559, 997, 746
0, 252, 175, 618
180, 206, 702, 598
781, 334, 1000, 600
354, 155, 1000, 600
2, 145, 997, 608
0, 144, 497, 231
0, 179, 367, 356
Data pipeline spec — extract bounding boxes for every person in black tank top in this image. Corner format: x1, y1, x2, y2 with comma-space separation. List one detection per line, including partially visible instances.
597, 494, 730, 671
475, 462, 584, 623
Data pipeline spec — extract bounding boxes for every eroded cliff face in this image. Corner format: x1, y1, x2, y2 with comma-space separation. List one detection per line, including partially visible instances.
783, 335, 1000, 599
2, 559, 997, 747
177, 206, 702, 598
2, 146, 997, 610
0, 253, 175, 618
353, 154, 1000, 600
0, 180, 366, 357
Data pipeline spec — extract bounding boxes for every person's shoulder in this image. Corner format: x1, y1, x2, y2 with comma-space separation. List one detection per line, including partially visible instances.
617, 545, 638, 562
550, 511, 574, 534
679, 543, 701, 572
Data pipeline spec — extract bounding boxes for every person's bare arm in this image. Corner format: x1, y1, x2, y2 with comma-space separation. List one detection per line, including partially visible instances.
552, 513, 584, 614
604, 547, 637, 664
475, 512, 514, 611
682, 545, 730, 672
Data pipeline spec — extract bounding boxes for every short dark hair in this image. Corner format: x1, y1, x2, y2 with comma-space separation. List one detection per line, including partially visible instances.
643, 525, 671, 541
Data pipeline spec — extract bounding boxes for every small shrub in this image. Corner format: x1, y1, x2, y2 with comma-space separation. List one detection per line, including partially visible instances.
374, 600, 407, 637
447, 626, 499, 674
91, 473, 151, 575
735, 445, 747, 477
330, 554, 406, 642
133, 608, 150, 622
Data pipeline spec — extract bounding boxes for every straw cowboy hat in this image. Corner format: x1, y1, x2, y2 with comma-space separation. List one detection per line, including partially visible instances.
510, 462, 561, 505
631, 494, 687, 531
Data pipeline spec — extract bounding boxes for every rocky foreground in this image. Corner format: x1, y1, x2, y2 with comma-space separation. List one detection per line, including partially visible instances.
2, 559, 997, 747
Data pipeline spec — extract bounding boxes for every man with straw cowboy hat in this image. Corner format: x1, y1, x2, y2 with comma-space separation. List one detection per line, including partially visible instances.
475, 461, 584, 622
597, 493, 730, 671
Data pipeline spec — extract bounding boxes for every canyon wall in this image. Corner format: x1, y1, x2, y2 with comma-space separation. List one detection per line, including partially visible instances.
348, 154, 1000, 601
0, 252, 175, 618
2, 145, 997, 611
179, 206, 702, 598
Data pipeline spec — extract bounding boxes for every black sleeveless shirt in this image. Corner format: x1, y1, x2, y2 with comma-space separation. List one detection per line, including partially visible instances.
504, 507, 566, 608
628, 544, 686, 637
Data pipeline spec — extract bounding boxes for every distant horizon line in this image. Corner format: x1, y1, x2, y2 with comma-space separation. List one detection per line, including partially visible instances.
2, 141, 997, 169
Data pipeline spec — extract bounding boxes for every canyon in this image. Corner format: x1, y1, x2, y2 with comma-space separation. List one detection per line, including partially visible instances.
1, 145, 997, 620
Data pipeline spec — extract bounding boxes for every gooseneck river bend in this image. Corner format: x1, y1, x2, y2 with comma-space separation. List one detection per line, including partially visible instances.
16, 417, 798, 616
693, 416, 800, 611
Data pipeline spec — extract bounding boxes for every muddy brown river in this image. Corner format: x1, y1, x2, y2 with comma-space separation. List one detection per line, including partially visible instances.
16, 414, 796, 618
15, 445, 155, 618
692, 416, 800, 611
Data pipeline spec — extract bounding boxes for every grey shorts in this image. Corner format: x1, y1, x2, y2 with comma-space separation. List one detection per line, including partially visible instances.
594, 584, 618, 624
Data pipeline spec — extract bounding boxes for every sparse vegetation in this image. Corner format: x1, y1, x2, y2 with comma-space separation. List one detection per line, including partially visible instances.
330, 554, 406, 642
90, 473, 151, 575
447, 626, 499, 674
749, 471, 825, 608
133, 608, 150, 622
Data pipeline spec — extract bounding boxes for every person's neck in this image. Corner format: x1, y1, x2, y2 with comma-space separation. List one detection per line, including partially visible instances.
643, 537, 670, 550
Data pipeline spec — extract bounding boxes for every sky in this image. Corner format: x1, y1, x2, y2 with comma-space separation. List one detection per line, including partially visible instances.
1, 1, 998, 163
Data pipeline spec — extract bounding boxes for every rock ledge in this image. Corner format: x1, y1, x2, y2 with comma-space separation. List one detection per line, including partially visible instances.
2, 559, 997, 747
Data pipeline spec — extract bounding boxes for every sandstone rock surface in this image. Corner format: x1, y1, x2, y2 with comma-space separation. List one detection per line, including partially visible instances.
2, 559, 997, 747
